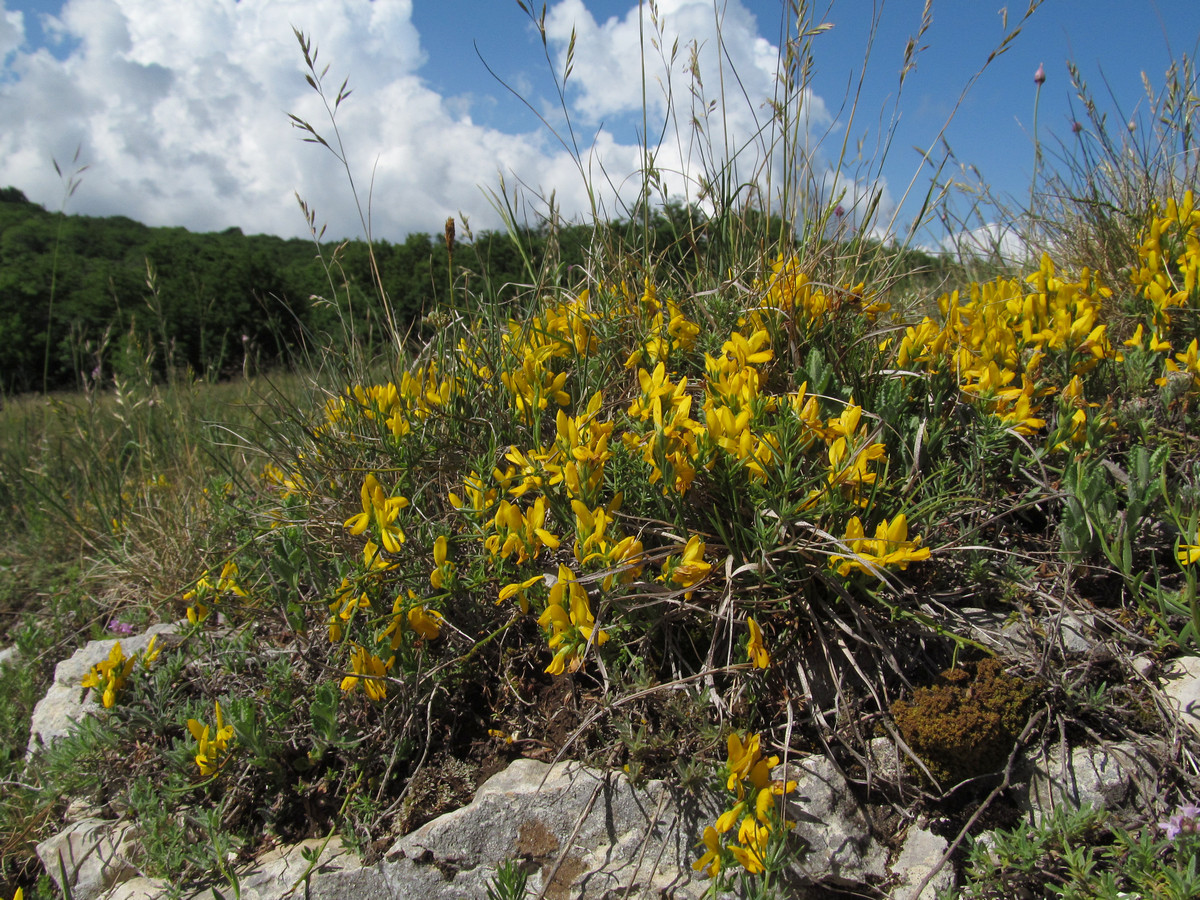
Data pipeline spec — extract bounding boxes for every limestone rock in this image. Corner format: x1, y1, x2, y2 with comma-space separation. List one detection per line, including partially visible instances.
97, 878, 164, 900
1019, 742, 1149, 823
98, 837, 382, 900
38, 818, 138, 900
384, 757, 719, 899
1161, 655, 1200, 739
28, 624, 177, 755
780, 755, 888, 888
866, 736, 903, 785
888, 825, 953, 900
238, 837, 387, 900
0, 643, 19, 669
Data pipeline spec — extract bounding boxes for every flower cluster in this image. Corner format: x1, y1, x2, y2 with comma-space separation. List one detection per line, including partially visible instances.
538, 564, 608, 675
694, 731, 797, 877
184, 561, 247, 625
624, 362, 705, 496
187, 701, 235, 777
327, 365, 460, 440
759, 255, 886, 327
894, 255, 1114, 439
831, 514, 931, 577
623, 280, 699, 370
331, 473, 445, 701
81, 636, 161, 708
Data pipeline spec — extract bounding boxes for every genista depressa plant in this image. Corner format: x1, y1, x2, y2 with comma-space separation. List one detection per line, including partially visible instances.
4, 3, 1200, 898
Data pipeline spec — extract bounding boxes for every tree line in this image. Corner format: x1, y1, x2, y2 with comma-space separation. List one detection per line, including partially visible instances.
0, 187, 595, 393
1, 185, 954, 393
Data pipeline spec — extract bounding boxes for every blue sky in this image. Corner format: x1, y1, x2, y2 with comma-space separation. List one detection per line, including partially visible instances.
2, 0, 1196, 246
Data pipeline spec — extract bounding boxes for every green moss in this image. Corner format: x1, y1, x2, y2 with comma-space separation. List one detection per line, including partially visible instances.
891, 658, 1034, 785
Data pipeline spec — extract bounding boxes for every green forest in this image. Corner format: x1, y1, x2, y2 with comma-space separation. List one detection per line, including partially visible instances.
0, 186, 551, 392
0, 188, 956, 394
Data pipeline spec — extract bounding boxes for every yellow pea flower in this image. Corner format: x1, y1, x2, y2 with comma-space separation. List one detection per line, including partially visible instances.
715, 801, 746, 834
746, 617, 770, 668
662, 535, 711, 591
407, 605, 444, 641
729, 816, 770, 873
692, 825, 722, 877
187, 701, 233, 777
430, 535, 455, 589
81, 642, 136, 709
340, 644, 391, 701
498, 575, 544, 614
142, 635, 162, 668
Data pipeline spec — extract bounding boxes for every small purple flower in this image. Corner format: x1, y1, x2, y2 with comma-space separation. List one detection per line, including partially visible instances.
1034, 62, 1045, 86
1071, 120, 1082, 135
1159, 802, 1199, 840
108, 618, 135, 636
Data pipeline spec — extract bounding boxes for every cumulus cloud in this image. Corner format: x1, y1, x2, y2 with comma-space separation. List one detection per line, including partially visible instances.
0, 0, 893, 240
0, 6, 22, 63
542, 0, 891, 231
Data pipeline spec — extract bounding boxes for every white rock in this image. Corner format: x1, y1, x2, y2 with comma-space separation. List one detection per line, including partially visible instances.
38, 818, 138, 900
781, 755, 888, 887
1161, 655, 1200, 738
97, 837, 382, 900
889, 825, 953, 900
0, 643, 20, 669
27, 624, 177, 755
385, 757, 720, 900
1019, 742, 1148, 824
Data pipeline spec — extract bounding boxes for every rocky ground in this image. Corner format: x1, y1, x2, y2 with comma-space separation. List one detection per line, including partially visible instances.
16, 624, 1200, 900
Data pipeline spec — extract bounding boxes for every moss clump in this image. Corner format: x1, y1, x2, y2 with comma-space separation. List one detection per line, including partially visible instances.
891, 658, 1034, 786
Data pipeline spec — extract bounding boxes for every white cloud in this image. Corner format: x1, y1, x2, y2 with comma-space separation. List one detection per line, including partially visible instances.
0, 4, 22, 63
0, 0, 894, 241
542, 0, 891, 231
942, 221, 1035, 265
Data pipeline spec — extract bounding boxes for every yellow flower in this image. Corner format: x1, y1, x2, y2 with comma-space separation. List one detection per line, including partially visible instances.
729, 816, 770, 874
187, 701, 234, 777
142, 635, 162, 668
430, 535, 455, 589
831, 514, 931, 576
746, 617, 770, 668
344, 474, 380, 535
327, 579, 370, 643
692, 825, 722, 877
1179, 541, 1200, 567
345, 473, 408, 551
184, 561, 247, 625
661, 535, 711, 595
498, 574, 544, 614
81, 641, 136, 709
537, 565, 608, 675
715, 801, 746, 834
407, 605, 444, 641
340, 643, 391, 701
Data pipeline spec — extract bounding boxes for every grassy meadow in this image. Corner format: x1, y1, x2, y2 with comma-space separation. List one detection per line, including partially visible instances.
2, 6, 1200, 899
